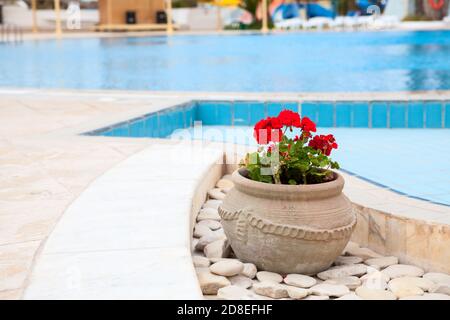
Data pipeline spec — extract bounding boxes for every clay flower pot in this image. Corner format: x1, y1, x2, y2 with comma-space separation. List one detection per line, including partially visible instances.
219, 169, 356, 275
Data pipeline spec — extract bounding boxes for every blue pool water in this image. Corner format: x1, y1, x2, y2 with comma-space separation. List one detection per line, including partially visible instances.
1, 31, 450, 92
86, 100, 450, 206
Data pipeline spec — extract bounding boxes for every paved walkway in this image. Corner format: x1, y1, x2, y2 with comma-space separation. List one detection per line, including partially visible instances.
23, 141, 224, 299
0, 90, 188, 299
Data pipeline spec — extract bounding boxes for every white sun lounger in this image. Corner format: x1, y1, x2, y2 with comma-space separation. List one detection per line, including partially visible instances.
274, 17, 305, 30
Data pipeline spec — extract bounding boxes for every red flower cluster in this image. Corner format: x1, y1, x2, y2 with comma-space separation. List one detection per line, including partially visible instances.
253, 117, 283, 144
254, 110, 317, 145
278, 110, 301, 127
308, 134, 338, 156
300, 117, 316, 133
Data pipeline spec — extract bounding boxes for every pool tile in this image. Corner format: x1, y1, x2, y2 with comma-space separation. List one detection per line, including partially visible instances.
267, 102, 297, 117
233, 101, 251, 126
215, 101, 233, 126
389, 102, 407, 128
176, 108, 185, 128
301, 102, 318, 123
248, 102, 266, 125
102, 129, 114, 137
372, 102, 388, 128
129, 119, 146, 137
317, 103, 334, 127
150, 115, 160, 137
408, 102, 424, 128
158, 112, 173, 137
425, 102, 442, 128
195, 101, 217, 125
184, 104, 195, 128
352, 103, 369, 128
446, 103, 450, 128
110, 125, 129, 137
336, 103, 351, 127
167, 111, 179, 135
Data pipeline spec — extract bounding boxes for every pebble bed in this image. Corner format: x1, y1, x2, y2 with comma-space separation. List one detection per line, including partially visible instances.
192, 175, 450, 300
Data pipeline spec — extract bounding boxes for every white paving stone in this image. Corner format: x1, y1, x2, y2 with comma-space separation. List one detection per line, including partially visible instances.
336, 293, 363, 300
334, 256, 363, 266
286, 286, 310, 300
382, 264, 424, 279
324, 276, 361, 290
198, 271, 231, 295
355, 286, 397, 300
400, 293, 450, 300
430, 283, 450, 295
345, 247, 382, 260
365, 256, 398, 269
253, 281, 289, 299
217, 285, 252, 300
208, 188, 226, 200
284, 274, 317, 288
195, 232, 227, 251
229, 275, 253, 289
241, 263, 257, 279
204, 239, 230, 259
216, 179, 234, 190
202, 199, 222, 210
210, 260, 244, 277
192, 256, 210, 268
317, 264, 367, 280
423, 272, 450, 286
390, 277, 435, 292
256, 271, 283, 283
425, 273, 450, 295
302, 295, 330, 300
361, 270, 389, 290
388, 278, 424, 299
310, 283, 350, 297
197, 208, 221, 221
194, 224, 213, 238
197, 219, 222, 231
342, 241, 360, 255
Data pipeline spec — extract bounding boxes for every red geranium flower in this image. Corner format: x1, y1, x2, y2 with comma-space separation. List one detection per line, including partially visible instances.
308, 134, 338, 156
278, 110, 301, 128
254, 117, 283, 145
301, 117, 317, 133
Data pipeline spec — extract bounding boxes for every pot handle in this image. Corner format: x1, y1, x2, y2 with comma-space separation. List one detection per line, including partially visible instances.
218, 206, 256, 244
236, 209, 250, 243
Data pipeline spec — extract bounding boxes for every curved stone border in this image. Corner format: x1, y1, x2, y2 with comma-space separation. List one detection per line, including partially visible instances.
23, 141, 225, 299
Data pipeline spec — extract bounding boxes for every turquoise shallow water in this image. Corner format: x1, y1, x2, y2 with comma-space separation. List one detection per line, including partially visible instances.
1, 30, 450, 92
171, 126, 450, 206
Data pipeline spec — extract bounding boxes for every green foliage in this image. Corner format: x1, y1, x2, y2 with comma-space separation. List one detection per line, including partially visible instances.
241, 134, 340, 185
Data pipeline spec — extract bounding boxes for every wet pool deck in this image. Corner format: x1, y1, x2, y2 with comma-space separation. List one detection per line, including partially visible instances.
0, 88, 449, 299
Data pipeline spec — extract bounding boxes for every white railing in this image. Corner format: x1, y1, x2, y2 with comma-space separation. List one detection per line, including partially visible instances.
0, 24, 23, 44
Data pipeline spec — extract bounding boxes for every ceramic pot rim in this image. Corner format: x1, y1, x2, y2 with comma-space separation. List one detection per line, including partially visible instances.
232, 168, 344, 199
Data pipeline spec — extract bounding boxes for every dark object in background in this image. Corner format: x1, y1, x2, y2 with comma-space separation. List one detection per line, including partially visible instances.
156, 11, 167, 24
0, 5, 3, 24
125, 11, 137, 24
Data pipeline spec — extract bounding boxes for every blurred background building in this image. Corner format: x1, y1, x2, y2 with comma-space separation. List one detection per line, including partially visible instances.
0, 0, 449, 32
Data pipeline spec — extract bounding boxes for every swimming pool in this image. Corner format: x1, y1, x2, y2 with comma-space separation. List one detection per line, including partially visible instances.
86, 100, 450, 206
1, 31, 450, 92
